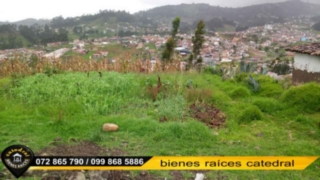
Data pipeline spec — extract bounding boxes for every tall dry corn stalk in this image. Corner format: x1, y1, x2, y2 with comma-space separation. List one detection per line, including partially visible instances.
0, 53, 189, 77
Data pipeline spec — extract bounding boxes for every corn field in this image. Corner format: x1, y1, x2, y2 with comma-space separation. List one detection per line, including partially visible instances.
0, 54, 187, 77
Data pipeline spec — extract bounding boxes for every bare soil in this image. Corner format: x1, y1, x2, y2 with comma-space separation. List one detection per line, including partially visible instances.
190, 103, 227, 129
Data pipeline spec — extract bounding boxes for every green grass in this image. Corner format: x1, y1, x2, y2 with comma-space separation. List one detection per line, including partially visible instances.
0, 71, 319, 179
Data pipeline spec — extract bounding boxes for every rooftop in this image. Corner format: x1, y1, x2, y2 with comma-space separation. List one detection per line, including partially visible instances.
285, 43, 320, 56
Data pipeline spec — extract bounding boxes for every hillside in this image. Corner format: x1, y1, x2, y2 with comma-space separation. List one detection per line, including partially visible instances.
14, 18, 50, 26
135, 0, 320, 30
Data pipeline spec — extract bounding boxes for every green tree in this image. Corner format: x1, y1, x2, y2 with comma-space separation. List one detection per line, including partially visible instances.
171, 17, 180, 38
161, 16, 180, 70
190, 20, 206, 72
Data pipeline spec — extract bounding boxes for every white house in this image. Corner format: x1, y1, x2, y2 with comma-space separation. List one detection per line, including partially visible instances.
285, 43, 320, 85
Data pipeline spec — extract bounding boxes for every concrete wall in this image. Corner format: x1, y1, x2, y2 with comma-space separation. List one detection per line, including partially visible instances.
292, 53, 320, 84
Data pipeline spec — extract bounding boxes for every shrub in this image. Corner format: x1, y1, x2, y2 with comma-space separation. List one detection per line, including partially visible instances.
234, 73, 248, 83
155, 95, 186, 121
203, 66, 215, 74
253, 98, 284, 114
281, 82, 320, 113
238, 106, 263, 123
229, 87, 250, 99
257, 84, 284, 98
209, 89, 232, 107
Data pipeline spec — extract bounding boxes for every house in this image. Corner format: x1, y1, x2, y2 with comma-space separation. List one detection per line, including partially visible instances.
285, 43, 320, 85
92, 54, 101, 59
100, 51, 108, 57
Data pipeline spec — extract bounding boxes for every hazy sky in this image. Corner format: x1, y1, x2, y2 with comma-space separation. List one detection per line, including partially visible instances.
0, 0, 316, 22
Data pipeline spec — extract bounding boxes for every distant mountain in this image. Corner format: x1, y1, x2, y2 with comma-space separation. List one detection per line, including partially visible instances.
135, 0, 320, 31
0, 21, 8, 25
13, 18, 50, 26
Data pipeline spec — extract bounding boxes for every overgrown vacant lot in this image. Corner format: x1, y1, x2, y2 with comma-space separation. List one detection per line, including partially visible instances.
0, 71, 320, 179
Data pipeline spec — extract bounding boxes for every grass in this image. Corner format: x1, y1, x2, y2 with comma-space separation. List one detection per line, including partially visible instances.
0, 71, 320, 179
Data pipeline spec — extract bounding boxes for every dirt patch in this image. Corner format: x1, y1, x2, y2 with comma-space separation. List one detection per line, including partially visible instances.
190, 103, 227, 128
35, 140, 107, 156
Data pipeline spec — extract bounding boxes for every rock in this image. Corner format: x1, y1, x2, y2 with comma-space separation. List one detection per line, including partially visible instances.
217, 112, 226, 119
213, 131, 219, 136
41, 153, 49, 156
194, 173, 205, 180
42, 173, 49, 177
68, 172, 86, 180
102, 123, 119, 132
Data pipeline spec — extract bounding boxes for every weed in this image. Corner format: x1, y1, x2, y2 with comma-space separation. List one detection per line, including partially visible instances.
229, 87, 250, 99
281, 82, 320, 113
257, 84, 284, 98
183, 88, 213, 103
238, 106, 263, 124
234, 73, 248, 83
253, 98, 283, 114
155, 95, 186, 121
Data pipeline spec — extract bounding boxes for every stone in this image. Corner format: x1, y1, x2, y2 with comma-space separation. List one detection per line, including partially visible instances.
194, 173, 205, 180
68, 172, 86, 180
217, 112, 226, 119
102, 123, 119, 132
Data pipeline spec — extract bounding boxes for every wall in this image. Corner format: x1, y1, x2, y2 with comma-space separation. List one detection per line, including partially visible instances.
292, 53, 320, 84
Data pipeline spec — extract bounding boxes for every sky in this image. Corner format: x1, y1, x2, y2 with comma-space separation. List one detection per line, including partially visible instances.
0, 0, 317, 22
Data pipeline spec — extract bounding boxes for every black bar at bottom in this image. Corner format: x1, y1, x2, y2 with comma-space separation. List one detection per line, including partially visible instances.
31, 156, 153, 166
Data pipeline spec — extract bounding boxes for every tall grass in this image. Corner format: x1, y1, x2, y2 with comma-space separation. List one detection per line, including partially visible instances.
8, 72, 144, 115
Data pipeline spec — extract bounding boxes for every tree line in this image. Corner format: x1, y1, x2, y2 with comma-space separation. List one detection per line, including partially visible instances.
0, 23, 69, 50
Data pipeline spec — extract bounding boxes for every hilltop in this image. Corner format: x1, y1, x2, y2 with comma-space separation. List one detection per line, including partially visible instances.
135, 0, 320, 31
1, 0, 320, 49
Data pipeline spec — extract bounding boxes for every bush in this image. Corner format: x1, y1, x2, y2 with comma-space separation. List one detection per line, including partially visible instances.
229, 87, 250, 99
238, 106, 263, 123
155, 95, 186, 121
234, 73, 248, 83
209, 89, 232, 107
203, 66, 215, 74
281, 82, 320, 113
258, 84, 284, 98
253, 98, 284, 114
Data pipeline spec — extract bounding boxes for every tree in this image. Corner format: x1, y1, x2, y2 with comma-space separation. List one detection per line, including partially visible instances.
190, 20, 206, 72
161, 16, 180, 70
171, 17, 180, 38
